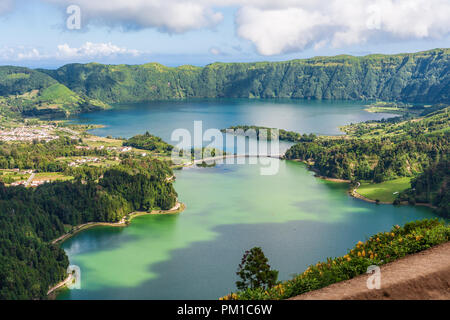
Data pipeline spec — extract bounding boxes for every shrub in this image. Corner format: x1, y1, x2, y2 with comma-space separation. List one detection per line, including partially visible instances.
235, 247, 279, 291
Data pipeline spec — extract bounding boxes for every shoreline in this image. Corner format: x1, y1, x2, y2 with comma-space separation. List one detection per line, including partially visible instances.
47, 201, 185, 296
349, 182, 392, 205
302, 163, 437, 209
47, 274, 73, 297
51, 201, 185, 245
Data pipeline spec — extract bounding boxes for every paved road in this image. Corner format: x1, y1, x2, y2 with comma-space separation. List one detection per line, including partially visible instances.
25, 172, 35, 187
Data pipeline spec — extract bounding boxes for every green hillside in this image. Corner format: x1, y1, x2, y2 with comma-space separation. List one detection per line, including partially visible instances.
0, 67, 109, 117
1, 48, 449, 117
0, 66, 57, 96
40, 48, 449, 103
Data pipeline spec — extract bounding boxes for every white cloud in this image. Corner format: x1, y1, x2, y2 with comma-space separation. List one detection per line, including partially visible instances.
56, 42, 141, 58
0, 43, 141, 61
236, 6, 330, 56
5, 1, 450, 57
44, 0, 224, 33
0, 47, 45, 61
235, 0, 450, 55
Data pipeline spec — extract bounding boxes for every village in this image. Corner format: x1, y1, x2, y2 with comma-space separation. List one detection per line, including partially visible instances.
0, 124, 78, 142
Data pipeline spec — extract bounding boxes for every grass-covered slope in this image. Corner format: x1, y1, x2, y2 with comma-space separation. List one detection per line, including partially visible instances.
0, 66, 109, 117
40, 63, 203, 103
358, 177, 412, 203
40, 48, 450, 104
0, 66, 57, 96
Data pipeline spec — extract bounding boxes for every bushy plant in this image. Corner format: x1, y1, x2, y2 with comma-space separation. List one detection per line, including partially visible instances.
235, 247, 279, 291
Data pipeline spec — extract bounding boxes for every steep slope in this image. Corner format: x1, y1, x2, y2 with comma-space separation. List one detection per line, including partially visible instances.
0, 66, 109, 117
40, 48, 450, 104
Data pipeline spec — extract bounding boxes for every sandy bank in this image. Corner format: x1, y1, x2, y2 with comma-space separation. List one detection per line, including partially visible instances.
51, 201, 185, 245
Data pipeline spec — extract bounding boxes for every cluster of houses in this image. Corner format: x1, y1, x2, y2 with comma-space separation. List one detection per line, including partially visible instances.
10, 180, 26, 186
0, 126, 58, 142
8, 169, 44, 187
106, 146, 132, 152
30, 180, 50, 187
68, 157, 101, 167
10, 178, 51, 187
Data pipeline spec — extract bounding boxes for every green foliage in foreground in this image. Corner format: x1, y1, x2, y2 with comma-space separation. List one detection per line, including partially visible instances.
222, 219, 449, 300
124, 131, 174, 153
0, 158, 177, 300
236, 247, 279, 291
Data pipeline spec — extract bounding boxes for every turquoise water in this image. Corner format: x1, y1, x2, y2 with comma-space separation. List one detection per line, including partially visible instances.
57, 99, 435, 300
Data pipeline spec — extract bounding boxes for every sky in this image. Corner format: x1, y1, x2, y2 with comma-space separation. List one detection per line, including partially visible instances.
0, 0, 449, 69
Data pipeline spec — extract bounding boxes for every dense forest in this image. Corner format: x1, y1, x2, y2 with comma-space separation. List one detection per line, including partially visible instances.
398, 158, 449, 217
0, 49, 448, 119
124, 132, 174, 153
223, 125, 317, 142
284, 106, 449, 214
0, 158, 177, 299
285, 132, 448, 182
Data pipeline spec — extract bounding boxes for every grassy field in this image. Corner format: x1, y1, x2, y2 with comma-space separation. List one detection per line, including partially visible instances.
33, 172, 73, 182
83, 135, 123, 147
358, 177, 412, 203
0, 170, 30, 184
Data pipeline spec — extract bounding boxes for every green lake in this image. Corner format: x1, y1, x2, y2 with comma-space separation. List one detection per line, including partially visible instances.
58, 99, 437, 299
